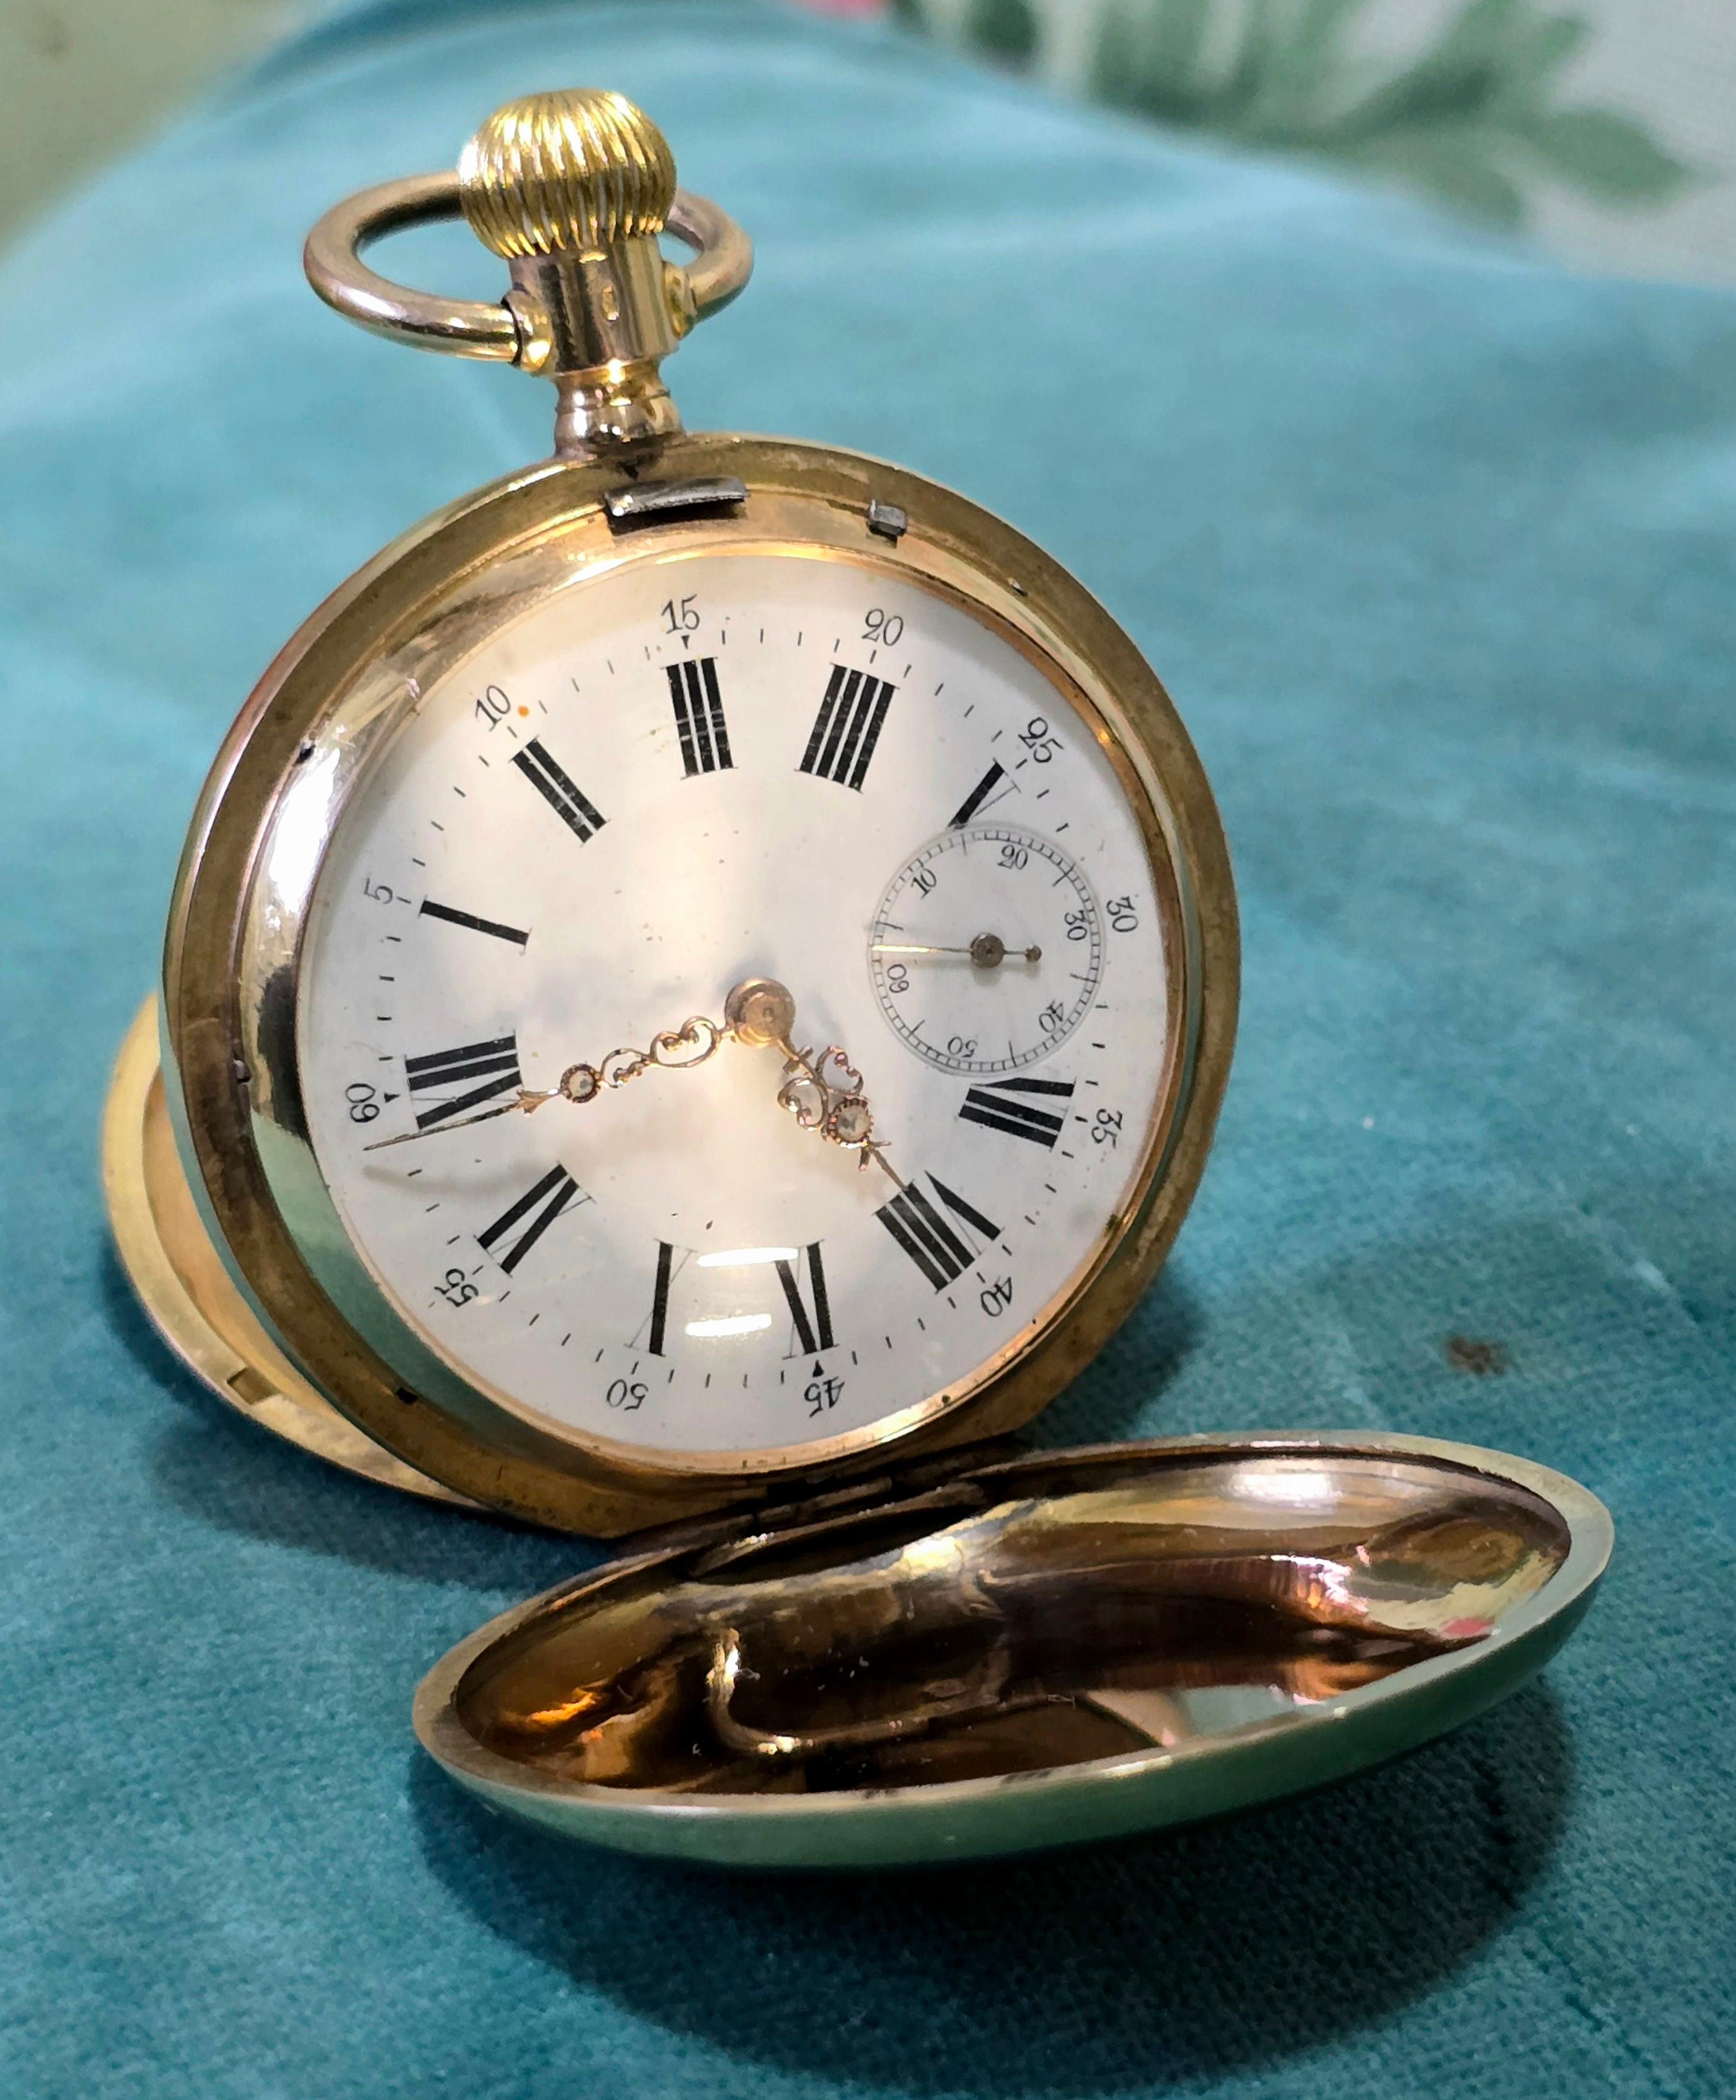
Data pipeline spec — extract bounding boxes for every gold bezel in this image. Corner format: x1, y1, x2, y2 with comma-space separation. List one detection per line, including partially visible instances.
158, 432, 1239, 1533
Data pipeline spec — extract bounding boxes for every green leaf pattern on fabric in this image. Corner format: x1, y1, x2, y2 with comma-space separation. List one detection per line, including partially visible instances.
906, 0, 1691, 226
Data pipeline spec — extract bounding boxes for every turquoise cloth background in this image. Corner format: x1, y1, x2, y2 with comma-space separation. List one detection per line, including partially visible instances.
3, 1, 1733, 2092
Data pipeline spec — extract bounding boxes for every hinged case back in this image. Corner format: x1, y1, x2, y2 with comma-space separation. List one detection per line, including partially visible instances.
415, 1431, 1609, 1869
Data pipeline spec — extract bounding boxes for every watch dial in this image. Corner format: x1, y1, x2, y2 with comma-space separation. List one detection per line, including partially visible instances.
869, 823, 1104, 1075
298, 549, 1172, 1462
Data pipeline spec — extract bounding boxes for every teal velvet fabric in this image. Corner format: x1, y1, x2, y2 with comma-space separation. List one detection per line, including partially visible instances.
4, 1, 1733, 2092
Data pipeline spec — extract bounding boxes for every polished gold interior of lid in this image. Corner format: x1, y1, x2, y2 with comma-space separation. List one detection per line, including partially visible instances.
449, 1446, 1570, 1797
103, 998, 476, 1508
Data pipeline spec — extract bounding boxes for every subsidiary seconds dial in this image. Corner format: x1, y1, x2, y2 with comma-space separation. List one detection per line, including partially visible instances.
869, 825, 1103, 1075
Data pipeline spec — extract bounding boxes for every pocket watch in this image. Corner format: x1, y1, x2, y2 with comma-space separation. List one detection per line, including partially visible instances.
103, 91, 1610, 1867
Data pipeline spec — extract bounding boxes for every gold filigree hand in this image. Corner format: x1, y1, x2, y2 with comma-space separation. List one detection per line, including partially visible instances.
363, 983, 896, 1181
362, 1015, 728, 1150
724, 978, 903, 1189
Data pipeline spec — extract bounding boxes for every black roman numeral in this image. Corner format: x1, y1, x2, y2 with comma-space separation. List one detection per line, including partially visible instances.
799, 665, 894, 790
666, 658, 732, 776
478, 1165, 584, 1275
404, 1036, 521, 1129
646, 1239, 680, 1356
512, 737, 606, 842
949, 760, 1012, 828
958, 1076, 1075, 1148
876, 1175, 1002, 1291
418, 899, 529, 947
775, 1243, 836, 1357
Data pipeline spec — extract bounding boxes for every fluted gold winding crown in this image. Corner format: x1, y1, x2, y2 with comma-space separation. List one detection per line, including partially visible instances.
304, 86, 749, 454
458, 89, 678, 258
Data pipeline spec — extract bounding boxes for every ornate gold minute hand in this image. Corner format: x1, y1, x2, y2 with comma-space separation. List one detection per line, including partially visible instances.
362, 1015, 729, 1150
363, 982, 899, 1184
724, 978, 903, 1189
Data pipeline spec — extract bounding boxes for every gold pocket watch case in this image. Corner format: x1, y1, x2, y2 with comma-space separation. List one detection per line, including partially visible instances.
416, 1434, 1607, 1869
104, 90, 1610, 1867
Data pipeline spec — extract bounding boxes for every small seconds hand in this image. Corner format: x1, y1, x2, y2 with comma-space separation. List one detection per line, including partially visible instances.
872, 933, 1041, 967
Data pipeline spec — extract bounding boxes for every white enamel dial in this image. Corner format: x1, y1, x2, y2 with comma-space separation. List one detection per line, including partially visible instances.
297, 549, 1171, 1463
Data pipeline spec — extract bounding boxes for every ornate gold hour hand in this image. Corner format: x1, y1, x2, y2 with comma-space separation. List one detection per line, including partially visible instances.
872, 933, 1041, 967
724, 978, 903, 1187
